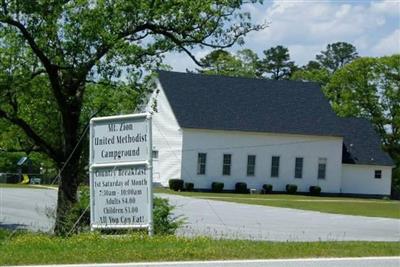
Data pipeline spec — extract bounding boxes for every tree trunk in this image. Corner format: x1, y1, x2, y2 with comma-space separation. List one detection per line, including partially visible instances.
53, 93, 83, 235
54, 154, 80, 235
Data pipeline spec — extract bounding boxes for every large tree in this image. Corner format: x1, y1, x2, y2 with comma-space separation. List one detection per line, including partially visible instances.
324, 55, 399, 155
259, 45, 297, 80
198, 50, 242, 75
316, 42, 358, 73
291, 42, 358, 86
197, 48, 260, 78
0, 0, 262, 234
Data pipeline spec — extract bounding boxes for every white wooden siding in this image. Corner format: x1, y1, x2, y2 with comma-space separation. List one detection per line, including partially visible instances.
341, 164, 392, 195
181, 128, 344, 193
146, 81, 183, 185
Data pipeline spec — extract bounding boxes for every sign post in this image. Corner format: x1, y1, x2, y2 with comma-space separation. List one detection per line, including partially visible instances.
89, 113, 153, 235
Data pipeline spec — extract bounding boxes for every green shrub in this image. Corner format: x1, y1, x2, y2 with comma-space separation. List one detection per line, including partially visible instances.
286, 184, 297, 194
169, 179, 183, 191
57, 186, 91, 236
6, 175, 19, 184
309, 186, 321, 196
184, 182, 194, 192
235, 182, 248, 194
153, 197, 184, 235
261, 184, 273, 194
211, 182, 224, 193
0, 228, 10, 244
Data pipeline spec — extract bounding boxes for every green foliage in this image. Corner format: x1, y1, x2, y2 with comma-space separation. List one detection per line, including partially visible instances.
0, 228, 10, 243
153, 197, 183, 235
53, 186, 90, 236
392, 166, 400, 198
259, 45, 297, 80
198, 49, 260, 78
169, 179, 184, 191
261, 184, 273, 194
291, 68, 331, 87
0, 152, 24, 173
286, 184, 298, 194
211, 181, 224, 193
309, 186, 321, 196
324, 55, 399, 162
291, 41, 358, 85
316, 42, 358, 73
235, 182, 248, 194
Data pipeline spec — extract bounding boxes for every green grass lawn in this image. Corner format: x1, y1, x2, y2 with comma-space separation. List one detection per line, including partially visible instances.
0, 183, 57, 189
0, 231, 399, 265
155, 188, 400, 219
0, 183, 40, 189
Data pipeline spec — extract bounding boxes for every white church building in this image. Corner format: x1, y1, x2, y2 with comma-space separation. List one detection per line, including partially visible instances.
146, 71, 394, 196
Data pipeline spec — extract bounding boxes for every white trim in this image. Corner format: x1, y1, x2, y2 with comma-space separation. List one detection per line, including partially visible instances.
182, 127, 345, 139
90, 113, 149, 123
342, 163, 395, 168
91, 224, 150, 230
155, 81, 181, 130
90, 161, 150, 169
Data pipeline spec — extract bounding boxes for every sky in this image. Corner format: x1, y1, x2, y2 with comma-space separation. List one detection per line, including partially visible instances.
163, 0, 400, 72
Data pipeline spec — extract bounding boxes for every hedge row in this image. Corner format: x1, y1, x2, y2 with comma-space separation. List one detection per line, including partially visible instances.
168, 179, 321, 195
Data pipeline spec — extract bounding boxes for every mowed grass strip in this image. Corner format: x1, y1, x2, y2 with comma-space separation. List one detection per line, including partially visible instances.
199, 197, 400, 219
0, 183, 58, 190
155, 188, 400, 219
0, 183, 40, 189
0, 232, 399, 265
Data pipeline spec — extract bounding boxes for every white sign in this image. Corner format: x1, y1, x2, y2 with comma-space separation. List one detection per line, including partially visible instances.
89, 114, 153, 233
90, 115, 150, 164
91, 165, 150, 228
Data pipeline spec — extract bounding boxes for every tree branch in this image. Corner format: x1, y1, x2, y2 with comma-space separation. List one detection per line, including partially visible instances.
31, 69, 47, 79
0, 16, 67, 116
0, 109, 61, 161
0, 16, 53, 71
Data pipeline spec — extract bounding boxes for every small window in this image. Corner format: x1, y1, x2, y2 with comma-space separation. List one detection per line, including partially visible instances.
271, 156, 280, 177
295, 157, 303, 178
247, 155, 256, 176
152, 150, 159, 159
374, 170, 382, 179
318, 158, 327, 179
197, 153, 207, 175
223, 154, 232, 176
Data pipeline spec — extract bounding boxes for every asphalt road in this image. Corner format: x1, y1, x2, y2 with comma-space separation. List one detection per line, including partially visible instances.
7, 257, 400, 267
0, 187, 56, 232
1, 188, 399, 242
159, 194, 400, 241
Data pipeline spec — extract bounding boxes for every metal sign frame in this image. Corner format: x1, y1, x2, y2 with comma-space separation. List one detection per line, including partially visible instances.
89, 113, 153, 235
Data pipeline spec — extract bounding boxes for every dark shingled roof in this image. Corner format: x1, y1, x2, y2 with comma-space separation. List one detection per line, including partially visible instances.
157, 71, 393, 166
341, 118, 394, 166
158, 71, 344, 137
